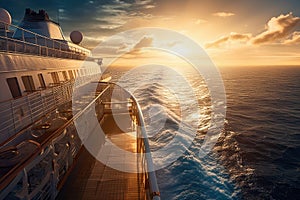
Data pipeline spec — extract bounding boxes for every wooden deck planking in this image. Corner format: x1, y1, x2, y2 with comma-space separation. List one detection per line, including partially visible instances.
57, 113, 145, 200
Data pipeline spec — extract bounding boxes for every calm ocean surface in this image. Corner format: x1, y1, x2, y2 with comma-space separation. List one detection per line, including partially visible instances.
109, 65, 300, 199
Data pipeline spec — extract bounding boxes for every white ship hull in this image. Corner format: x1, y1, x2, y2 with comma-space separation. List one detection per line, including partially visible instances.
0, 8, 160, 200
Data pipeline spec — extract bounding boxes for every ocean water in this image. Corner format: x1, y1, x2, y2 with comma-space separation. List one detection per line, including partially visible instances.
220, 66, 300, 199
108, 65, 300, 199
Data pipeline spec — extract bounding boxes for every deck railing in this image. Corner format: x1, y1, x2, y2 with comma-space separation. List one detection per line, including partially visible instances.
0, 82, 160, 200
0, 83, 109, 199
0, 73, 100, 146
0, 20, 90, 60
133, 95, 161, 200
0, 82, 72, 145
103, 83, 161, 199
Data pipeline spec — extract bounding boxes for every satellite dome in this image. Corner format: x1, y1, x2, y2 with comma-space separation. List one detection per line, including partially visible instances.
70, 31, 83, 44
0, 8, 12, 29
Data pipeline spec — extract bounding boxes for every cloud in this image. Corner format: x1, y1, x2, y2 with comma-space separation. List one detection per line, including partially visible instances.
134, 0, 153, 5
206, 13, 300, 48
15, 0, 157, 45
213, 12, 235, 17
195, 19, 207, 25
205, 32, 252, 48
251, 13, 300, 44
133, 36, 153, 49
92, 46, 121, 55
284, 31, 300, 44
81, 35, 103, 48
144, 5, 155, 9
92, 35, 153, 56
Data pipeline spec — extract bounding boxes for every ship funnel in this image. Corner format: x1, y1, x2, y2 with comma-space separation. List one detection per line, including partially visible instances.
0, 8, 12, 29
70, 30, 83, 44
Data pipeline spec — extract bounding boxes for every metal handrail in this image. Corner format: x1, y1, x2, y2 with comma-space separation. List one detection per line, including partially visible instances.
0, 20, 90, 59
0, 81, 74, 145
0, 140, 42, 192
95, 82, 161, 199
0, 35, 86, 60
130, 92, 161, 200
0, 19, 90, 54
0, 83, 109, 191
0, 82, 160, 199
0, 73, 101, 146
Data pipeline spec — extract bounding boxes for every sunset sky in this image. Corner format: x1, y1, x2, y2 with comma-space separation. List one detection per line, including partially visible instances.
1, 0, 300, 66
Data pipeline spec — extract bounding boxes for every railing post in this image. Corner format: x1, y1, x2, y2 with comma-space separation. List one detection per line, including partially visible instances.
0, 21, 89, 59
10, 100, 17, 136
2, 23, 8, 50
21, 29, 24, 41
4, 24, 7, 37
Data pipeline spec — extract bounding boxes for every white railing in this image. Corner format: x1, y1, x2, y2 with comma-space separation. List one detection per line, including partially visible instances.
0, 73, 100, 146
0, 82, 72, 145
132, 95, 161, 200
102, 83, 161, 200
0, 83, 109, 199
0, 20, 90, 60
0, 82, 160, 200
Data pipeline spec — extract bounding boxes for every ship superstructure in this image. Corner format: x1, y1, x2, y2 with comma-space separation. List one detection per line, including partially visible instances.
0, 8, 160, 200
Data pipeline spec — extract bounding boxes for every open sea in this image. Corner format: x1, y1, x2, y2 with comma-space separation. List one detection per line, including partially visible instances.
108, 65, 300, 200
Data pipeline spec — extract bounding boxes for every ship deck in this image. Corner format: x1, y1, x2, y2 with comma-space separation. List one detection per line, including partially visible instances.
57, 113, 146, 200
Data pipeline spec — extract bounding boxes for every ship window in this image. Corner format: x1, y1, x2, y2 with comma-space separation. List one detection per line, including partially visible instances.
38, 73, 46, 89
62, 71, 69, 81
68, 70, 74, 80
6, 77, 22, 98
51, 72, 60, 84
21, 76, 36, 92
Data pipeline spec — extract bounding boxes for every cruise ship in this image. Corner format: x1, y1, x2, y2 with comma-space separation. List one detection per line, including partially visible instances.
0, 8, 160, 200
